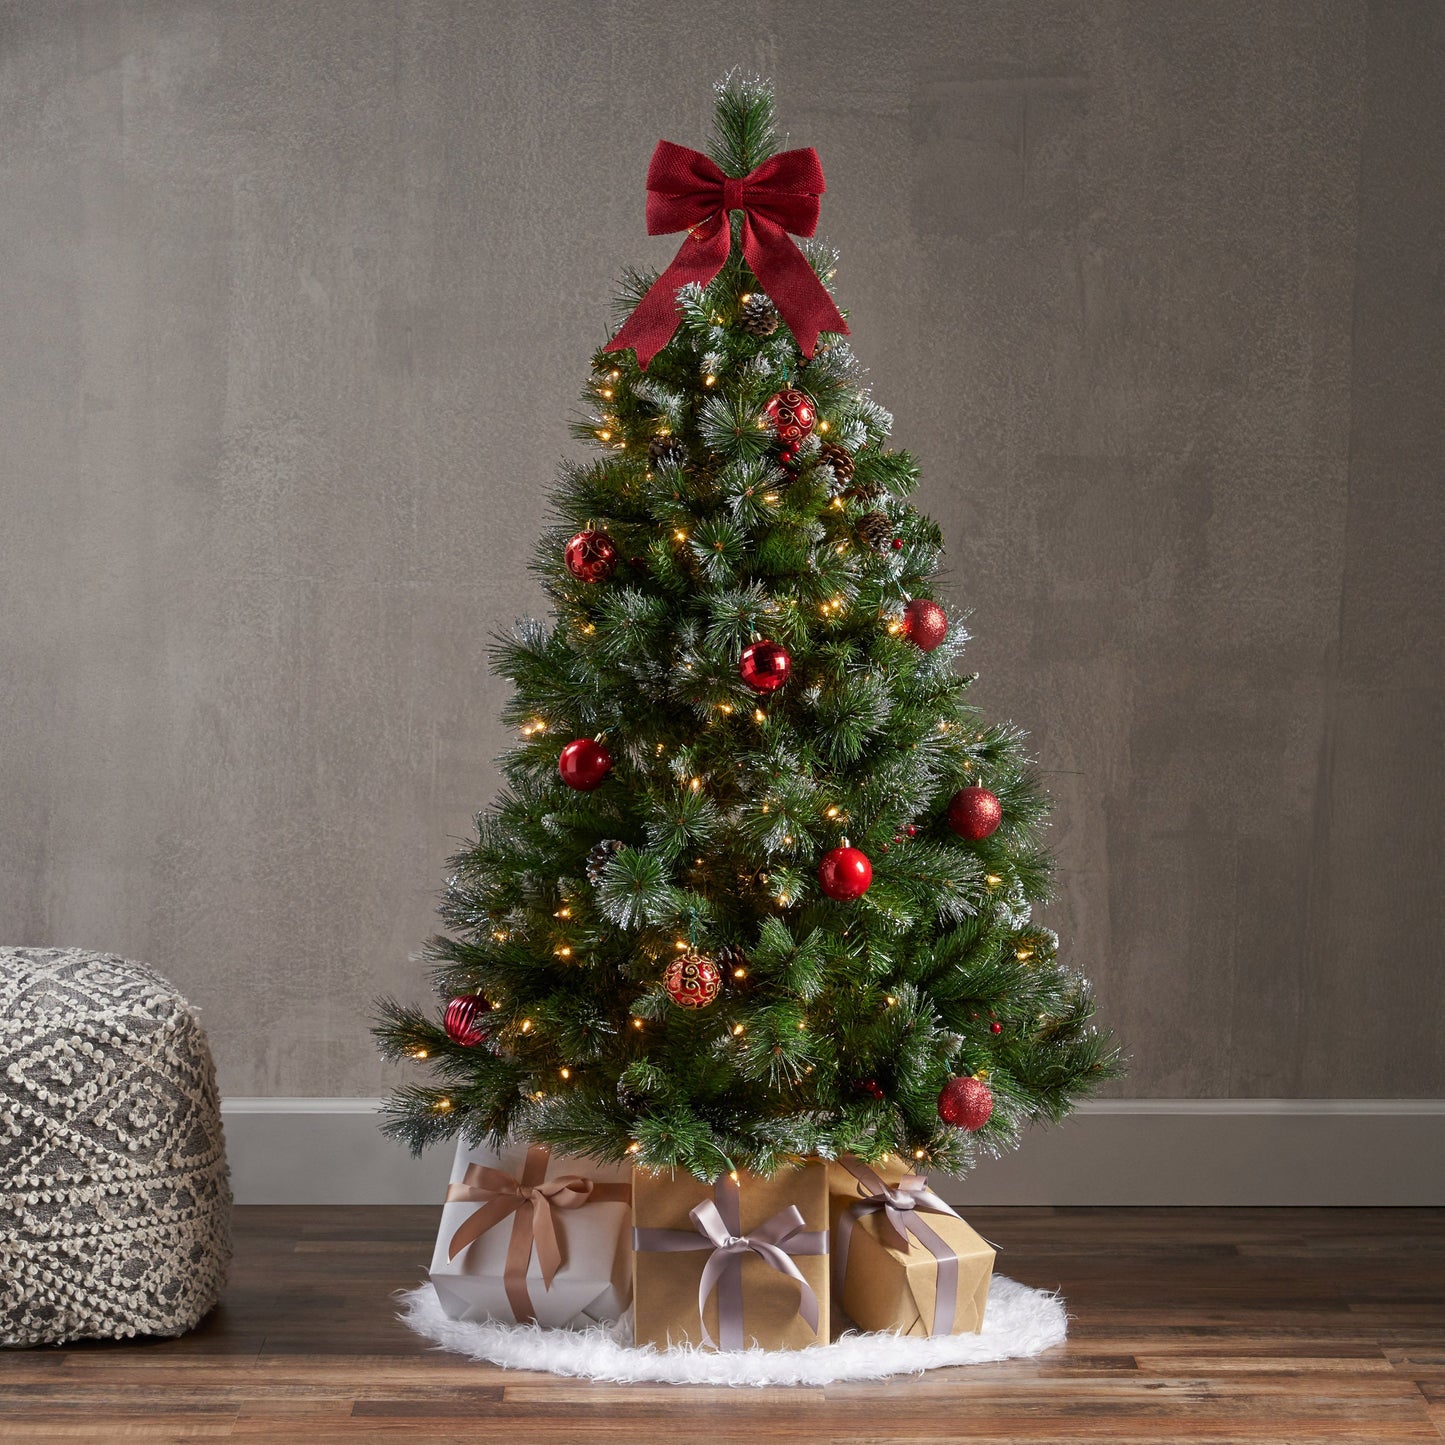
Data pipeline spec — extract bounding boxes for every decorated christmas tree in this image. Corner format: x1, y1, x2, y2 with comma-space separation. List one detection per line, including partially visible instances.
376, 76, 1120, 1185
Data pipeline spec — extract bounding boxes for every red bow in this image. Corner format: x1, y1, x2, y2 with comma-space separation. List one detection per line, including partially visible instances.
605, 140, 849, 370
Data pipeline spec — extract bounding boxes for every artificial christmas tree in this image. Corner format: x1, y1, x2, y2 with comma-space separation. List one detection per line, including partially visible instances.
376, 75, 1120, 1350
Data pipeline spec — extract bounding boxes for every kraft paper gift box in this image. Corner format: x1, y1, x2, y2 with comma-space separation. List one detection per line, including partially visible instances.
828, 1155, 994, 1338
429, 1139, 633, 1328
632, 1162, 829, 1351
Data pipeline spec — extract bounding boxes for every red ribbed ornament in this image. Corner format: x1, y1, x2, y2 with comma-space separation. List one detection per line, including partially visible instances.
444, 994, 492, 1048
937, 1075, 993, 1131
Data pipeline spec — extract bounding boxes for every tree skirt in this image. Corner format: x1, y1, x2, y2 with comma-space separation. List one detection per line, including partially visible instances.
398, 1276, 1066, 1386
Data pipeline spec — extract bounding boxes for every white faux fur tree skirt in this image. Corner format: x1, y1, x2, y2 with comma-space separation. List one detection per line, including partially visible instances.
398, 1276, 1067, 1386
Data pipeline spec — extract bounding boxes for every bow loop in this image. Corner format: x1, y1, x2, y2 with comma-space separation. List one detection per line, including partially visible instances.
607, 139, 848, 368
689, 1199, 820, 1350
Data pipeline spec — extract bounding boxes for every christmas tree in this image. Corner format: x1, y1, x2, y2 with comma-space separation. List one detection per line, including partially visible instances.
376, 76, 1120, 1182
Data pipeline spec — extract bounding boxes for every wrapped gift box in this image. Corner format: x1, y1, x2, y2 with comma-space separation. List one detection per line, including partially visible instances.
632, 1162, 829, 1351
429, 1139, 632, 1329
828, 1156, 994, 1338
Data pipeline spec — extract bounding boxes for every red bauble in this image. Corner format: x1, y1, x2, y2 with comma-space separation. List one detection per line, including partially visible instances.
444, 994, 492, 1048
818, 845, 873, 901
856, 1078, 885, 1101
564, 529, 618, 584
663, 952, 722, 1009
901, 598, 948, 652
938, 1075, 994, 1131
558, 738, 612, 791
947, 786, 1002, 840
739, 640, 792, 692
762, 388, 817, 445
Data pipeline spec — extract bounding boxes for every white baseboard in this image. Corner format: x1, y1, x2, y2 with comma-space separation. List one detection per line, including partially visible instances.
219, 1098, 1445, 1207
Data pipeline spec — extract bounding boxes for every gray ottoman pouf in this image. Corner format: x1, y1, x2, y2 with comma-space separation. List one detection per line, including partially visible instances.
1, 948, 232, 1345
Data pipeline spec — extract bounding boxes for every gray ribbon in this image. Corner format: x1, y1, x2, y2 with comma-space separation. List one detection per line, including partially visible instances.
633, 1173, 826, 1350
833, 1156, 962, 1336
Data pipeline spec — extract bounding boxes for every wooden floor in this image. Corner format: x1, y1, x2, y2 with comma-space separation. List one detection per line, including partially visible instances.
1, 1207, 1442, 1442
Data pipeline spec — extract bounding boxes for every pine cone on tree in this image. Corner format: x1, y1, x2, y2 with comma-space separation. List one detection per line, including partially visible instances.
856, 510, 896, 553
648, 435, 685, 469
715, 943, 750, 983
585, 838, 624, 885
738, 292, 779, 337
818, 442, 854, 485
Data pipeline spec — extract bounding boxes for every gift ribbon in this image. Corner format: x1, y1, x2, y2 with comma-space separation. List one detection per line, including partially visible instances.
445, 1144, 629, 1325
604, 139, 849, 369
632, 1172, 826, 1350
833, 1157, 963, 1337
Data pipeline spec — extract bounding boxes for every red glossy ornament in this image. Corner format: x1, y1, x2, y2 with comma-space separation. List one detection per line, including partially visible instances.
901, 598, 948, 652
990, 1021, 1003, 1035
906, 824, 918, 837
739, 639, 792, 692
856, 1079, 885, 1101
938, 1075, 994, 1131
890, 537, 904, 550
663, 952, 722, 1009
558, 738, 612, 791
564, 529, 618, 584
818, 845, 873, 901
444, 994, 492, 1048
762, 388, 816, 445
947, 786, 1003, 840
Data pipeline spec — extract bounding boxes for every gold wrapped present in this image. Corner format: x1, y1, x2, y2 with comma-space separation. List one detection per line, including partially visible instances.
632, 1163, 829, 1350
829, 1156, 993, 1337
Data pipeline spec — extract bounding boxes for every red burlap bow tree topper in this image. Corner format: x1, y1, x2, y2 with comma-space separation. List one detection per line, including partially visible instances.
605, 140, 849, 369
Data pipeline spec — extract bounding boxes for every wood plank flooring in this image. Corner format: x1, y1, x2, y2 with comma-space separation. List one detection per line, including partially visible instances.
1, 1206, 1442, 1442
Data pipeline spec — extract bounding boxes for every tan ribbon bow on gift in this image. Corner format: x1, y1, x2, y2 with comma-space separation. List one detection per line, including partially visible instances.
834, 1156, 963, 1336
445, 1144, 629, 1324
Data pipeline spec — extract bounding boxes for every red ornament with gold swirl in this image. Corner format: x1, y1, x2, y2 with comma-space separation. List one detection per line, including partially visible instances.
663, 952, 722, 1009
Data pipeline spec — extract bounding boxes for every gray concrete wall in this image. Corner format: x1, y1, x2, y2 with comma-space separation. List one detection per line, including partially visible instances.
2, 0, 1440, 1100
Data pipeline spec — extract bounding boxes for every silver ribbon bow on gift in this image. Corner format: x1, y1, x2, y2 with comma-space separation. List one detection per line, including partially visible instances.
633, 1173, 826, 1351
833, 1157, 965, 1337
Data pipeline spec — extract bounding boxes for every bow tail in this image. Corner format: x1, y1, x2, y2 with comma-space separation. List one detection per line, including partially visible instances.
446, 1195, 523, 1262
605, 214, 731, 369
741, 215, 848, 359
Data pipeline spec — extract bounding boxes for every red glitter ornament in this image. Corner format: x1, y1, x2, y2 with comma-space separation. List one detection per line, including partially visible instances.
762, 388, 816, 445
947, 786, 1003, 841
558, 738, 612, 791
739, 639, 792, 692
938, 1075, 993, 1131
564, 529, 618, 584
901, 598, 948, 652
818, 845, 872, 901
663, 952, 722, 1009
443, 994, 492, 1048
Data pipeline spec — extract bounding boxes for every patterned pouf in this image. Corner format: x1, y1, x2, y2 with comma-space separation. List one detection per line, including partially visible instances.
1, 948, 232, 1345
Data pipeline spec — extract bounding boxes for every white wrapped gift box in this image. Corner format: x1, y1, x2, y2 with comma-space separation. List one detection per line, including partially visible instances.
428, 1138, 633, 1329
